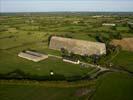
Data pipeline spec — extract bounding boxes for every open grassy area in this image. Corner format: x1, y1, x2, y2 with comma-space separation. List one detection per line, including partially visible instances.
111, 51, 133, 72
0, 72, 133, 100
0, 80, 95, 100
0, 50, 94, 77
116, 26, 130, 32
0, 86, 79, 100
91, 72, 133, 100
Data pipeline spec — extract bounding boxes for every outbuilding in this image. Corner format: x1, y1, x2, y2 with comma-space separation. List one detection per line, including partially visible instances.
18, 51, 48, 62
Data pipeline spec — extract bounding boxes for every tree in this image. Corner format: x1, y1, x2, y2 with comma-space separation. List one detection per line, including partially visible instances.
61, 48, 69, 58
111, 26, 116, 30
64, 33, 73, 38
48, 35, 53, 45
91, 54, 100, 64
95, 34, 110, 44
112, 32, 122, 39
116, 32, 122, 39
69, 52, 80, 61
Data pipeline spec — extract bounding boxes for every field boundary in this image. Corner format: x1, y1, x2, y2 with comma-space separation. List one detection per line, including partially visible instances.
0, 79, 96, 88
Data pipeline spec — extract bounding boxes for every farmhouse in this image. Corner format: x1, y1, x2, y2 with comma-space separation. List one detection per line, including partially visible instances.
102, 23, 116, 26
18, 51, 48, 62
49, 36, 106, 56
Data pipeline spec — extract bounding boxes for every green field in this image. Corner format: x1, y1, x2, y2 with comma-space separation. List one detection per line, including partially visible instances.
0, 50, 94, 77
0, 80, 95, 100
111, 51, 133, 72
0, 86, 80, 100
0, 72, 133, 100
92, 72, 133, 100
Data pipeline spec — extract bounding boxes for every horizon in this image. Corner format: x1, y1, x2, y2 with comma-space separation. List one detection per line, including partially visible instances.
0, 0, 133, 13
1, 11, 133, 13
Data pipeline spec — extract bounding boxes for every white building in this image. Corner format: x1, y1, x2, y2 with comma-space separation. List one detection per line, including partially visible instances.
63, 59, 80, 64
102, 23, 116, 26
18, 51, 48, 62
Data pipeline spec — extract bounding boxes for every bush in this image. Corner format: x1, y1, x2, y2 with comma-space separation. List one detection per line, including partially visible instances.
111, 32, 122, 39
0, 70, 62, 81
66, 75, 82, 81
1, 69, 29, 79
95, 34, 110, 44
64, 33, 73, 38
61, 48, 70, 57
48, 35, 53, 45
0, 69, 87, 81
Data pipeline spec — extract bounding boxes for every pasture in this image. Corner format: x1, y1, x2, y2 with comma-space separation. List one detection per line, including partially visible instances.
0, 80, 95, 100
92, 72, 133, 100
0, 50, 94, 77
111, 51, 133, 72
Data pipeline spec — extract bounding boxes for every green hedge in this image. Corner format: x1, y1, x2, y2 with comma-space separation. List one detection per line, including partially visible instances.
0, 69, 88, 81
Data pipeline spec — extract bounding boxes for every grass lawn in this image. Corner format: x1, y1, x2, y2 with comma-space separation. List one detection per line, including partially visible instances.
91, 72, 133, 100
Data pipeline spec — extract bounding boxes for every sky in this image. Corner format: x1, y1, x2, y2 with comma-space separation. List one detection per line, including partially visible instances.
0, 0, 133, 12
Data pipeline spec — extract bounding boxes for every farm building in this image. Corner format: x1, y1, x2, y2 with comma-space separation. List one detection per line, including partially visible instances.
49, 36, 106, 56
63, 59, 80, 64
18, 51, 48, 62
92, 15, 102, 18
128, 22, 133, 25
73, 20, 80, 24
102, 23, 116, 26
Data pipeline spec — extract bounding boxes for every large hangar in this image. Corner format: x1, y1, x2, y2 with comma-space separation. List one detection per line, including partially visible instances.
49, 36, 106, 56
